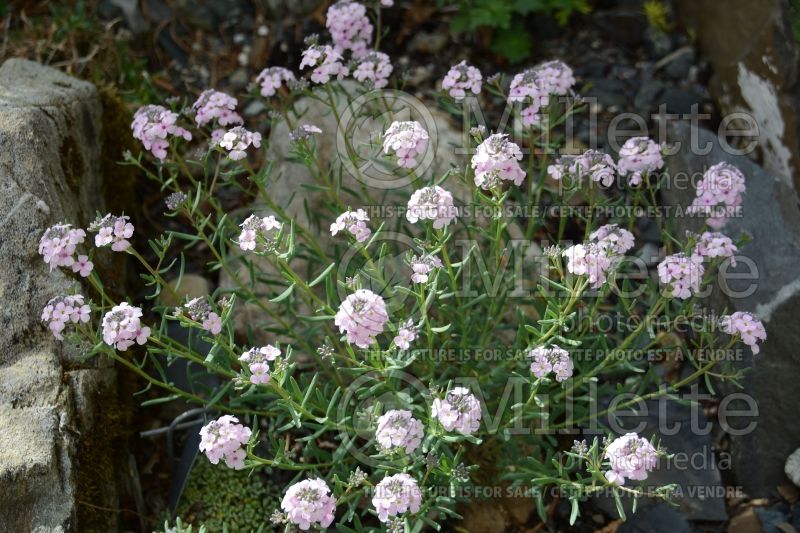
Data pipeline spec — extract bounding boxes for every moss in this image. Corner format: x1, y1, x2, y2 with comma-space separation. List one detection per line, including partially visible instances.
97, 86, 139, 217
59, 134, 85, 194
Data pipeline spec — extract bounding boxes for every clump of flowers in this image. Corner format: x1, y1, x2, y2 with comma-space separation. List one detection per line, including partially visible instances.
508, 60, 575, 126
101, 302, 151, 351
562, 243, 614, 288
375, 409, 424, 454
353, 50, 393, 89
326, 1, 372, 58
239, 345, 281, 384
330, 208, 372, 242
688, 162, 746, 229
691, 231, 737, 265
590, 224, 636, 255
255, 67, 296, 97
238, 214, 282, 252
281, 478, 337, 530
372, 473, 422, 522
604, 433, 659, 485
409, 254, 442, 283
432, 387, 482, 434
219, 126, 262, 160
616, 137, 664, 186
528, 345, 574, 382
335, 289, 389, 348
720, 312, 767, 354
383, 121, 429, 169
393, 319, 418, 350
165, 191, 188, 211
199, 415, 252, 469
441, 60, 482, 101
657, 253, 704, 299
41, 295, 91, 339
38, 223, 87, 271
289, 124, 323, 143
406, 186, 457, 228
193, 90, 243, 127
548, 150, 617, 187
471, 133, 526, 189
181, 297, 223, 335
131, 105, 192, 160
89, 214, 134, 252
300, 43, 348, 84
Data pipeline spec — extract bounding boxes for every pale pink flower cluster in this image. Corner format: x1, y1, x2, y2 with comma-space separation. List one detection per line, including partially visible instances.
239, 345, 281, 384
547, 150, 617, 187
131, 105, 192, 160
383, 121, 429, 169
604, 432, 658, 485
528, 344, 573, 382
375, 409, 424, 453
326, 1, 373, 58
39, 223, 87, 271
41, 295, 91, 339
255, 67, 295, 97
182, 297, 222, 335
192, 90, 243, 127
281, 478, 337, 530
393, 319, 418, 350
300, 44, 348, 84
335, 289, 389, 348
199, 415, 251, 469
508, 60, 575, 125
688, 162, 746, 229
410, 254, 442, 283
238, 214, 282, 252
101, 303, 151, 351
720, 312, 767, 354
432, 387, 481, 435
406, 186, 457, 228
353, 50, 393, 88
471, 133, 526, 189
330, 209, 371, 242
691, 231, 737, 265
616, 137, 664, 186
442, 60, 482, 101
590, 224, 636, 255
219, 126, 262, 160
372, 473, 422, 522
89, 214, 134, 252
289, 124, 323, 142
561, 243, 614, 288
657, 253, 704, 299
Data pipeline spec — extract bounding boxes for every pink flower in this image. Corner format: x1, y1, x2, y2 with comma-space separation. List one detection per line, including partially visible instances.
375, 409, 424, 454
41, 295, 91, 340
281, 478, 336, 530
687, 163, 746, 229
238, 214, 282, 252
548, 150, 617, 187
192, 90, 243, 127
720, 312, 766, 354
617, 137, 664, 186
604, 433, 659, 485
393, 319, 417, 350
71, 254, 94, 277
590, 224, 635, 255
300, 44, 348, 84
528, 345, 573, 382
442, 60, 482, 101
335, 289, 389, 348
131, 105, 192, 160
383, 121, 429, 169
372, 473, 422, 522
471, 133, 526, 189
290, 124, 323, 142
691, 231, 737, 265
406, 186, 457, 228
326, 1, 373, 58
432, 387, 482, 434
508, 60, 575, 126
353, 50, 393, 89
89, 214, 134, 252
562, 243, 614, 288
38, 223, 86, 270
657, 253, 704, 299
239, 345, 281, 384
219, 126, 262, 160
330, 209, 371, 242
101, 303, 150, 351
199, 415, 252, 469
409, 254, 442, 284
255, 67, 295, 97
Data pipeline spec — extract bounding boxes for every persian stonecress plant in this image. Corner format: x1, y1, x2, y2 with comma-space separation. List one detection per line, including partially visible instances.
40, 2, 766, 531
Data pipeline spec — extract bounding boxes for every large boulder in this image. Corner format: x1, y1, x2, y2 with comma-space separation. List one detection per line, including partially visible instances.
662, 120, 800, 498
0, 59, 120, 531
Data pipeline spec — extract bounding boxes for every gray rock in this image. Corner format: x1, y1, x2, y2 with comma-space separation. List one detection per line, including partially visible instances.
662, 120, 800, 498
634, 80, 667, 115
585, 79, 630, 111
0, 59, 118, 531
617, 503, 693, 533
